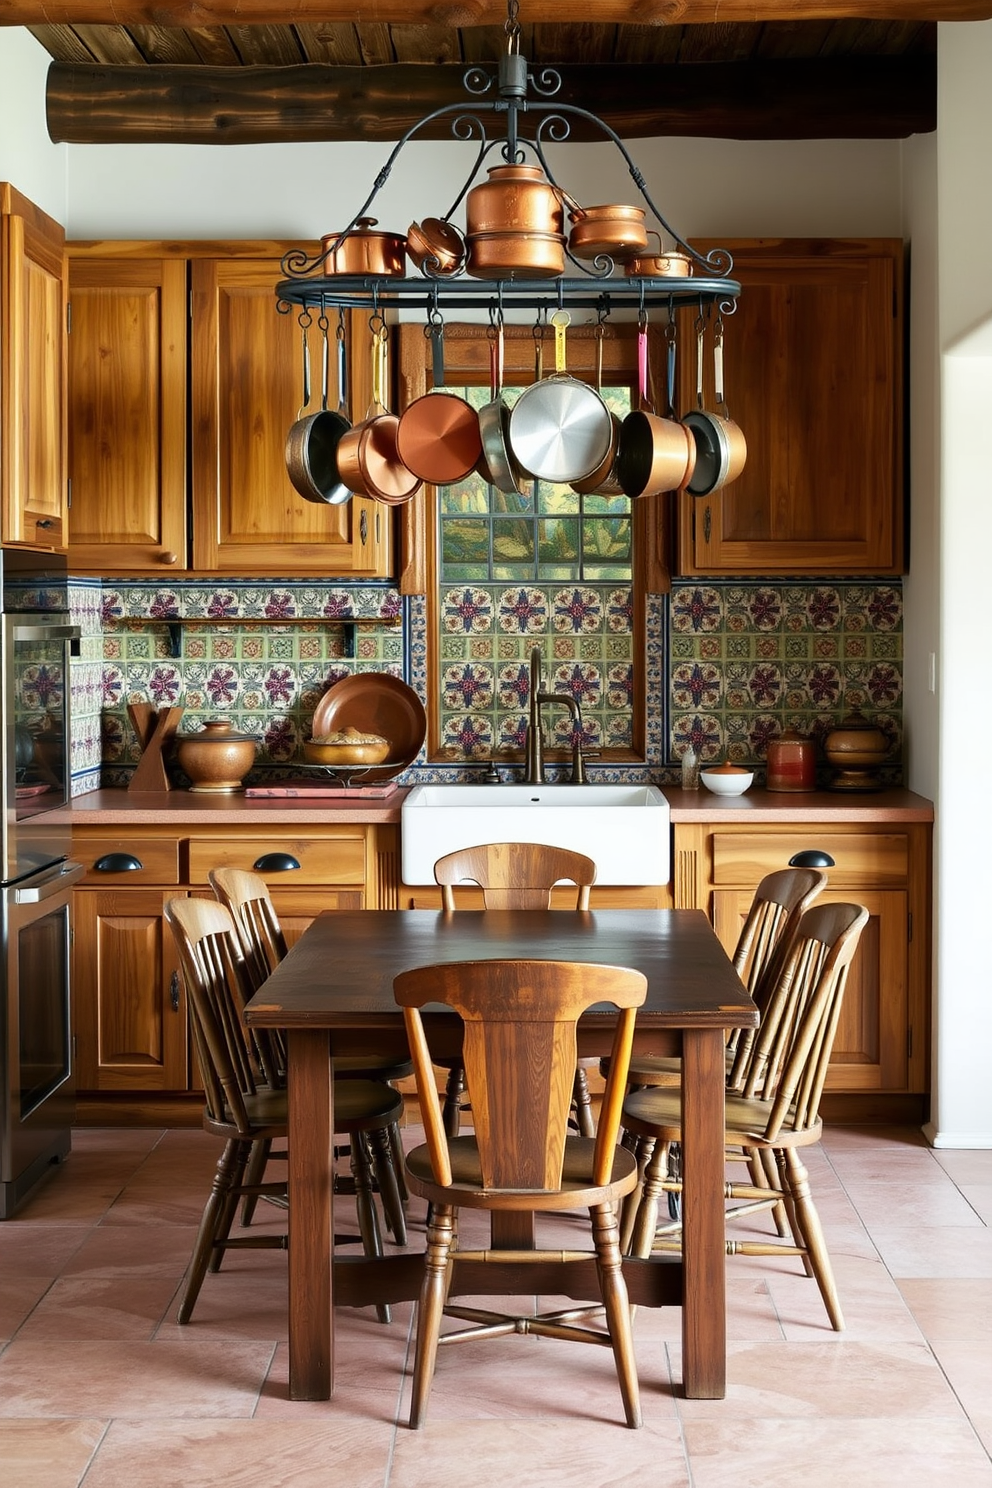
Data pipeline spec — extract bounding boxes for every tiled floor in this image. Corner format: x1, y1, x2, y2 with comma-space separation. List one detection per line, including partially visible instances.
0, 1124, 990, 1487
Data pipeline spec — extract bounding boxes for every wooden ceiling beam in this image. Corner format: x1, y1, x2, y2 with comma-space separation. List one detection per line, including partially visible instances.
4, 0, 992, 26
45, 56, 936, 142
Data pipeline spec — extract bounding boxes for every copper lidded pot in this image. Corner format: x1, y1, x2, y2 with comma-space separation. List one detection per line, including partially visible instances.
465, 163, 566, 279
175, 720, 257, 793
320, 218, 407, 277
823, 710, 889, 792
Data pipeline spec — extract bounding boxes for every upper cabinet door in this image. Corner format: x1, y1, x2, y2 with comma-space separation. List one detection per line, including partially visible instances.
190, 257, 390, 576
677, 239, 904, 577
67, 253, 188, 574
0, 184, 68, 551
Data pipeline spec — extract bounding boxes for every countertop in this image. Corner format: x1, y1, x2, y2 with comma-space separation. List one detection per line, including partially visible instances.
50, 784, 934, 827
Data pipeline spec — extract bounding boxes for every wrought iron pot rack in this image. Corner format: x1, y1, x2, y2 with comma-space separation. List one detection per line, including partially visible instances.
275, 4, 740, 325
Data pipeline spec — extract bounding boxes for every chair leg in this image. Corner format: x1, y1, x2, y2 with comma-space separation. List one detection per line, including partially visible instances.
441, 1063, 465, 1138
591, 1201, 642, 1429
240, 1137, 270, 1227
207, 1140, 251, 1273
619, 1134, 655, 1254
779, 1147, 844, 1330
571, 1066, 596, 1138
387, 1119, 409, 1203
409, 1201, 456, 1429
350, 1133, 391, 1325
628, 1137, 668, 1259
178, 1138, 244, 1324
748, 1146, 790, 1239
369, 1123, 407, 1246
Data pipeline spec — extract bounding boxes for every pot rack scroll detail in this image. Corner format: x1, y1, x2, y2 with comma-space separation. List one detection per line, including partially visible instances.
275, 0, 741, 322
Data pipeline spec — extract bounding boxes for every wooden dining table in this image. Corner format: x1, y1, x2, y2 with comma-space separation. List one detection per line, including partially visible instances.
243, 907, 757, 1403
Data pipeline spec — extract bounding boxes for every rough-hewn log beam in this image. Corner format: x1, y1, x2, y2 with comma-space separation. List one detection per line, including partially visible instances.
45, 56, 936, 143
4, 0, 992, 25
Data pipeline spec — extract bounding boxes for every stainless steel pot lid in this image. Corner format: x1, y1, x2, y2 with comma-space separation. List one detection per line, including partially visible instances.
507, 312, 611, 485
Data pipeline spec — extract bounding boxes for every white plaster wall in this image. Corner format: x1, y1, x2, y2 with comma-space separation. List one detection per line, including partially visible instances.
926, 21, 992, 1146
63, 135, 903, 242
0, 28, 66, 221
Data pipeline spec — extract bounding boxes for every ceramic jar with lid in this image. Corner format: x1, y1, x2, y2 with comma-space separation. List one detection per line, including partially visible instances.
174, 720, 257, 793
823, 711, 889, 792
766, 729, 817, 792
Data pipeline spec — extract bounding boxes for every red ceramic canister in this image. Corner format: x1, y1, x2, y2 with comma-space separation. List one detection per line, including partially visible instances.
766, 729, 817, 792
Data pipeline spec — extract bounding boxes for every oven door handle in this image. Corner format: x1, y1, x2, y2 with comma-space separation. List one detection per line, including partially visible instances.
12, 860, 85, 903
10, 623, 81, 643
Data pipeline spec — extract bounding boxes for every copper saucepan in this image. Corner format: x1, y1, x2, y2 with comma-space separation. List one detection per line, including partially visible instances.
477, 319, 523, 496
320, 217, 407, 277
406, 218, 467, 277
508, 310, 613, 485
285, 318, 353, 506
570, 325, 623, 497
616, 322, 695, 500
682, 316, 747, 497
336, 329, 422, 505
396, 322, 482, 485
567, 203, 648, 263
624, 233, 694, 280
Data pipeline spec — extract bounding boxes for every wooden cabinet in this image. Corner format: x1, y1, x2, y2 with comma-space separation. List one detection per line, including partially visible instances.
676, 238, 904, 577
1, 184, 68, 550
66, 253, 187, 573
672, 814, 931, 1118
65, 243, 392, 577
191, 256, 389, 576
71, 819, 399, 1113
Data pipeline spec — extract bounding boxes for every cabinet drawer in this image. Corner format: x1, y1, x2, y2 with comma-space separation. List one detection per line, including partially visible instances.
78, 837, 181, 885
711, 832, 908, 887
186, 833, 367, 886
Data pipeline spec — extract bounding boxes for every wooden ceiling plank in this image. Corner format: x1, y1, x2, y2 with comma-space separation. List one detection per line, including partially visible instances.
390, 23, 462, 63
754, 20, 837, 58
676, 22, 763, 63
226, 23, 304, 65
611, 22, 683, 65
45, 56, 937, 145
4, 1, 992, 24
67, 24, 145, 64
26, 22, 96, 63
125, 26, 204, 64
183, 27, 243, 65
355, 22, 396, 66
293, 21, 364, 65
531, 24, 615, 67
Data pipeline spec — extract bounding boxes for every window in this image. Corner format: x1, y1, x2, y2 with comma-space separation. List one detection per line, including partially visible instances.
397, 322, 667, 767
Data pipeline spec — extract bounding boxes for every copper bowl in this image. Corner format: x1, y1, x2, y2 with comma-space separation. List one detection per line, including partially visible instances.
303, 738, 390, 767
175, 720, 257, 793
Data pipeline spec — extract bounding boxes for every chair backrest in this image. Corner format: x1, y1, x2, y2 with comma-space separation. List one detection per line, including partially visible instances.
737, 900, 870, 1139
209, 866, 288, 988
433, 842, 597, 911
725, 865, 828, 1076
394, 958, 646, 1193
164, 895, 278, 1131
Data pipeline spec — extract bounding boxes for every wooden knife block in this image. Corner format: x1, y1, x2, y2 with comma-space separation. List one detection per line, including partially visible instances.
127, 704, 184, 792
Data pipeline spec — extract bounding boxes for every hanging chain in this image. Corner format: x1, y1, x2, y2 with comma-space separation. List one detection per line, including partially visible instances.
504, 0, 521, 53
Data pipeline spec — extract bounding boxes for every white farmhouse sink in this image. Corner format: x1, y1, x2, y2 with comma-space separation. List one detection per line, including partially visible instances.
401, 783, 670, 887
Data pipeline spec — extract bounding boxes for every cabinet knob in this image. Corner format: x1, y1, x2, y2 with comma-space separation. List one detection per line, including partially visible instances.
160, 551, 179, 565
92, 852, 143, 872
253, 852, 301, 873
788, 849, 835, 869
170, 970, 180, 1013
36, 518, 55, 529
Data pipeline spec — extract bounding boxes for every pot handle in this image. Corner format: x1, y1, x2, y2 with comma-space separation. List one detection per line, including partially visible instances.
369, 323, 388, 417
336, 312, 349, 418
665, 316, 678, 420
551, 308, 570, 376
713, 314, 730, 417
636, 318, 649, 412
319, 315, 330, 414
695, 314, 706, 412
297, 320, 312, 421
429, 311, 445, 388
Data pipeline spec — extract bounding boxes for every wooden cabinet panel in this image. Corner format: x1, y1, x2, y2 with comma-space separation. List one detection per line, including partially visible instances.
67, 254, 187, 573
1, 184, 67, 549
190, 257, 390, 575
186, 831, 367, 887
73, 888, 188, 1091
677, 239, 904, 577
77, 835, 181, 886
710, 831, 908, 886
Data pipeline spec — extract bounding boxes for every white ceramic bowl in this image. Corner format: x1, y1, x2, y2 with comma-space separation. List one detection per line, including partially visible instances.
700, 768, 754, 797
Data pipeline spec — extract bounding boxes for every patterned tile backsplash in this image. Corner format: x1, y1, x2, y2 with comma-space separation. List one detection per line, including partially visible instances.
66, 576, 903, 794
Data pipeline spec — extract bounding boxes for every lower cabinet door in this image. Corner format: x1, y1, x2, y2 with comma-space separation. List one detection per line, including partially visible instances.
73, 889, 189, 1092
711, 886, 909, 1092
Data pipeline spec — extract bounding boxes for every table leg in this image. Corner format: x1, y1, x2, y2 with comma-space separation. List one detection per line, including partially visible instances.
287, 1029, 334, 1400
679, 1026, 727, 1399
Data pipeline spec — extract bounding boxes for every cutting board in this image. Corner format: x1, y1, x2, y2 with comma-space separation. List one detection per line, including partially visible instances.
127, 704, 184, 792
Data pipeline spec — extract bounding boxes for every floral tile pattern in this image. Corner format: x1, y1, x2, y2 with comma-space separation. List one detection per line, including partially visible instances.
66, 574, 903, 791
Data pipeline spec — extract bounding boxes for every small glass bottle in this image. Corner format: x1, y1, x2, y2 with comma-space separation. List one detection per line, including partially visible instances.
681, 744, 700, 790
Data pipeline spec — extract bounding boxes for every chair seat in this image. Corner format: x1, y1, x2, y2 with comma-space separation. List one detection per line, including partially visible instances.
622, 1085, 822, 1151
332, 1078, 405, 1131
203, 1084, 288, 1142
405, 1135, 639, 1211
334, 1055, 414, 1083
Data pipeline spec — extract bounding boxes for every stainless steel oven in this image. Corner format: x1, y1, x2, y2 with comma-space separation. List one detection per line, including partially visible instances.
0, 549, 83, 1217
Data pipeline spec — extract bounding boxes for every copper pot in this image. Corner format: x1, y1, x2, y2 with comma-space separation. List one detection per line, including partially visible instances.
175, 720, 257, 793
624, 234, 693, 279
465, 229, 566, 280
824, 711, 889, 792
616, 323, 695, 499
320, 217, 407, 277
336, 330, 422, 505
567, 203, 648, 262
406, 217, 466, 276
465, 163, 566, 278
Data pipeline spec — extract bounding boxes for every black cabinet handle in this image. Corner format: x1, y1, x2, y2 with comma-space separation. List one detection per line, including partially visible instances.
789, 849, 836, 869
93, 852, 142, 872
253, 852, 301, 873
169, 971, 180, 1013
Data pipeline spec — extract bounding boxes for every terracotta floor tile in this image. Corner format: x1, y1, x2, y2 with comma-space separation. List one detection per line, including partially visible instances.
0, 1275, 56, 1340
767, 1253, 924, 1341
932, 1149, 992, 1184
13, 1277, 178, 1342
960, 1184, 992, 1222
840, 1178, 985, 1229
81, 1417, 396, 1488
0, 1339, 275, 1418
70, 1127, 164, 1154
59, 1224, 200, 1280
256, 1328, 411, 1423
671, 1339, 966, 1419
897, 1278, 992, 1341
0, 1419, 107, 1488
867, 1225, 992, 1278
682, 1417, 992, 1488
929, 1339, 992, 1421
0, 1224, 90, 1277
389, 1418, 690, 1488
